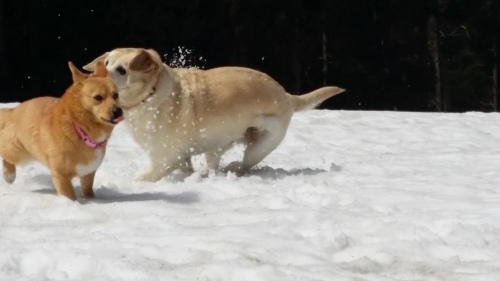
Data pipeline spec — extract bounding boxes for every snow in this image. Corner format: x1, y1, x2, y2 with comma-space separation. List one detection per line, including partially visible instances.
1, 106, 500, 280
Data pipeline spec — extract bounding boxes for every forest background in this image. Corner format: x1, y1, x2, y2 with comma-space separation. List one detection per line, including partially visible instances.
0, 0, 498, 112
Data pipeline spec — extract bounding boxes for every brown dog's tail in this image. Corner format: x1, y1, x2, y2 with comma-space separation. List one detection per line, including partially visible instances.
292, 86, 345, 112
0, 108, 13, 130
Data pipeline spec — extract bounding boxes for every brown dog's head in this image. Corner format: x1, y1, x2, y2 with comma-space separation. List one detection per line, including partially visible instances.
68, 61, 123, 126
83, 48, 164, 109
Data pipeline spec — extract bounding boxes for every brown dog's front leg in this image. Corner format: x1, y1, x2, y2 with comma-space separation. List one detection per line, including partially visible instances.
51, 174, 77, 201
80, 172, 95, 198
3, 160, 16, 184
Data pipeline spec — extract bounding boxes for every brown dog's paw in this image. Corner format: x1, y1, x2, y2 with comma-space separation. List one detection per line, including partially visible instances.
3, 161, 16, 184
3, 171, 15, 184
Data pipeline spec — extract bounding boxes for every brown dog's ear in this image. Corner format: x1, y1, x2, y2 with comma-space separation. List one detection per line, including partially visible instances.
129, 49, 160, 72
93, 61, 109, 78
68, 61, 88, 83
83, 52, 109, 72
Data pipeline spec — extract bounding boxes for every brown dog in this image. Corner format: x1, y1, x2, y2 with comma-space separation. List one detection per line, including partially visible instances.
0, 62, 123, 200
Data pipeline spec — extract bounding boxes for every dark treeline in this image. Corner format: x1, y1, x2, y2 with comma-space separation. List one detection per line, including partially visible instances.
0, 0, 498, 112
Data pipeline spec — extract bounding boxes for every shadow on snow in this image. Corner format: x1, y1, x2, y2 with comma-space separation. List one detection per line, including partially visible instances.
32, 184, 200, 205
28, 163, 339, 202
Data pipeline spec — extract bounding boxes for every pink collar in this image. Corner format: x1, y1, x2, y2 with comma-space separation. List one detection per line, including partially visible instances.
73, 122, 107, 149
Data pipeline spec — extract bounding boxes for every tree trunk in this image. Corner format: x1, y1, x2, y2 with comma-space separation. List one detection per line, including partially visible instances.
494, 0, 500, 111
494, 40, 498, 111
292, 26, 301, 93
427, 15, 445, 112
29, 4, 41, 95
228, 0, 244, 65
0, 0, 6, 86
322, 8, 328, 86
322, 31, 327, 86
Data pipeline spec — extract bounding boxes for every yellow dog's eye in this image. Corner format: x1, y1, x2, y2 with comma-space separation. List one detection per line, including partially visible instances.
116, 66, 127, 75
113, 93, 118, 100
94, 95, 103, 102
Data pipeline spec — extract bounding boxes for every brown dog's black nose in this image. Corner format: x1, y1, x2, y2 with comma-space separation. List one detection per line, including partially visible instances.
111, 106, 123, 120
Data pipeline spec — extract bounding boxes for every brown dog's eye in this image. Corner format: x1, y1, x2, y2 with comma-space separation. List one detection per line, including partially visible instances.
113, 93, 118, 100
94, 95, 103, 102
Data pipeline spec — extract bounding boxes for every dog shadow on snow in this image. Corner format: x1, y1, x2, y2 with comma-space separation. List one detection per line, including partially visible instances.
30, 162, 340, 203
91, 187, 200, 205
169, 162, 341, 182
31, 174, 199, 205
243, 164, 339, 180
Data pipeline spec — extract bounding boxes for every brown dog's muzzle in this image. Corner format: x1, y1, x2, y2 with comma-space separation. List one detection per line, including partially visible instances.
109, 106, 124, 124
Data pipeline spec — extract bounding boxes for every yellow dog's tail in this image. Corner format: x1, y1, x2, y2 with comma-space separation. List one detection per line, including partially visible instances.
292, 86, 345, 112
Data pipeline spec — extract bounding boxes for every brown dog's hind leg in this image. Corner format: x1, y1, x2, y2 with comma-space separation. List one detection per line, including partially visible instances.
51, 173, 77, 201
0, 139, 28, 184
80, 171, 96, 198
2, 160, 16, 184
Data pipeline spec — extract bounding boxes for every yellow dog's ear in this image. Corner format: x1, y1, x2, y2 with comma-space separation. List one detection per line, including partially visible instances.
92, 61, 109, 78
129, 49, 162, 73
83, 52, 109, 72
68, 61, 88, 83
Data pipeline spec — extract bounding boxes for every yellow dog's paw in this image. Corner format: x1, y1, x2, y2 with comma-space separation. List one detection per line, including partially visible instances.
223, 162, 248, 177
136, 170, 163, 182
